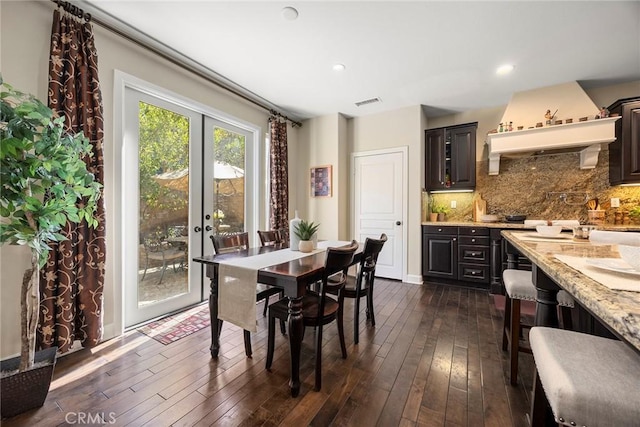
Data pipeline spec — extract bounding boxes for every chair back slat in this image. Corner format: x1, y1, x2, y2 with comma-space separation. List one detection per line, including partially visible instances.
211, 232, 249, 254
360, 233, 388, 271
257, 230, 282, 246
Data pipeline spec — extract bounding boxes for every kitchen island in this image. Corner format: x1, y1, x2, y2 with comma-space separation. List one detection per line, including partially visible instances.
501, 230, 640, 353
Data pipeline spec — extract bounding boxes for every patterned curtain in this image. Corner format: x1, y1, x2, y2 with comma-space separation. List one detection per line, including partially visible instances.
38, 9, 106, 353
269, 118, 289, 233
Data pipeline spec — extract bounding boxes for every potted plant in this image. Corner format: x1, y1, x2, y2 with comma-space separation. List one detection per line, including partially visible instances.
293, 220, 320, 253
433, 204, 449, 221
0, 77, 102, 417
630, 206, 640, 224
427, 198, 438, 222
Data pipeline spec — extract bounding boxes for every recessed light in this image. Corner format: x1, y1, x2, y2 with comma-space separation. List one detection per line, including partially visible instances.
332, 63, 346, 71
496, 64, 515, 75
281, 7, 298, 21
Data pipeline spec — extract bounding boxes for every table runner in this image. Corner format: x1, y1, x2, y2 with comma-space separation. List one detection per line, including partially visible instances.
218, 240, 352, 332
554, 254, 640, 292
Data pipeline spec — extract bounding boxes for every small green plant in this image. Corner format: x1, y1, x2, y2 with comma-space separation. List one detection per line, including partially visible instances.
294, 220, 320, 241
629, 206, 640, 220
432, 203, 449, 214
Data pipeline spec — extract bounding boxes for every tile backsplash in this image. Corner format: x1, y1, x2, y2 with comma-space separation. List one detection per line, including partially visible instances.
424, 150, 640, 224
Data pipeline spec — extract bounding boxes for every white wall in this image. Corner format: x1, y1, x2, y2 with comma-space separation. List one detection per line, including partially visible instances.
348, 105, 424, 283
0, 1, 296, 358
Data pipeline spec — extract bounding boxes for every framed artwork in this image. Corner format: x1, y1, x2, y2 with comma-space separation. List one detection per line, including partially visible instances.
310, 165, 332, 197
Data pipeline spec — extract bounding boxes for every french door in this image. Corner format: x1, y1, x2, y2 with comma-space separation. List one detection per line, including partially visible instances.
123, 87, 257, 327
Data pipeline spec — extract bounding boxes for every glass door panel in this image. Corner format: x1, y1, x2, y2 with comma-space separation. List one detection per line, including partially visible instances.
123, 88, 203, 327
204, 118, 256, 246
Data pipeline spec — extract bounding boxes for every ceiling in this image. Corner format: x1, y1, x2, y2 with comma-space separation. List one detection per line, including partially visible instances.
83, 1, 640, 121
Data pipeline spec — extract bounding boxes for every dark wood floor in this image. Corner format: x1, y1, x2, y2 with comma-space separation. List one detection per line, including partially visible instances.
3, 279, 536, 426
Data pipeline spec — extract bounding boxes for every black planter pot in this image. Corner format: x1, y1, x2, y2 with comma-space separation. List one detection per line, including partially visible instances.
1, 346, 57, 418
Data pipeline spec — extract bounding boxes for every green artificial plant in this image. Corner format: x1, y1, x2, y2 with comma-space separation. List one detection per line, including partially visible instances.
293, 220, 320, 241
0, 76, 102, 372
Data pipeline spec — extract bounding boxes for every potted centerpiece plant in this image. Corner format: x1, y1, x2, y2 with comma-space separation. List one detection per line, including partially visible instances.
294, 220, 319, 253
0, 77, 102, 417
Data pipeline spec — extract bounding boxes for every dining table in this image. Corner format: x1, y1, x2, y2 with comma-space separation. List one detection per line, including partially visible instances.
193, 241, 362, 397
501, 230, 640, 353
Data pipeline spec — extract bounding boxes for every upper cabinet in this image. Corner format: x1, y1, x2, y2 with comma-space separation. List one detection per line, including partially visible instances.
425, 122, 477, 191
608, 96, 640, 185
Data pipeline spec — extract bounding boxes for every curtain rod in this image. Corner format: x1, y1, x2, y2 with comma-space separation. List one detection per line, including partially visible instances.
51, 0, 91, 22
49, 0, 302, 128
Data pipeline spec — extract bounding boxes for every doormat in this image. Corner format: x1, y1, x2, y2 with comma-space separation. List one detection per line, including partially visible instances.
137, 303, 210, 345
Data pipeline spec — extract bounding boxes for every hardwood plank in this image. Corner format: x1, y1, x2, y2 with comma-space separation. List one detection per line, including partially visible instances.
1, 280, 535, 427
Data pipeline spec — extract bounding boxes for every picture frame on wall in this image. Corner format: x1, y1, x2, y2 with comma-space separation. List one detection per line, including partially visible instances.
310, 165, 332, 197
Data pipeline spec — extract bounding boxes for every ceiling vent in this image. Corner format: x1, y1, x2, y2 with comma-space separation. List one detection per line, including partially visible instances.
355, 97, 381, 107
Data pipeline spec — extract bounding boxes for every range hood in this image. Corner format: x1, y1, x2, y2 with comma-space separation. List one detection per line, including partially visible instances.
486, 82, 620, 175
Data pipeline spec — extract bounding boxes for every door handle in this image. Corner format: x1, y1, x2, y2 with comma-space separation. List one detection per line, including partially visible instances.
194, 226, 202, 232
205, 225, 212, 232
396, 221, 402, 226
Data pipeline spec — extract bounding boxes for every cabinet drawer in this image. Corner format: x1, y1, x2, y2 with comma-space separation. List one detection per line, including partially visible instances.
458, 227, 489, 236
459, 236, 489, 246
459, 245, 490, 263
458, 264, 490, 283
423, 225, 457, 235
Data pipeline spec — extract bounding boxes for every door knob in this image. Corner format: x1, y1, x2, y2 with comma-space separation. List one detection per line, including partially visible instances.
205, 225, 212, 232
396, 221, 402, 225
194, 226, 202, 232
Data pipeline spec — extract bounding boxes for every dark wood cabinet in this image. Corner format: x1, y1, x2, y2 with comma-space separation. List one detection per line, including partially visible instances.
422, 225, 489, 286
608, 96, 640, 185
422, 226, 457, 278
425, 122, 477, 191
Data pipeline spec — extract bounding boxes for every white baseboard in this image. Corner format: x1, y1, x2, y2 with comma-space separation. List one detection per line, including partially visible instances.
404, 274, 423, 285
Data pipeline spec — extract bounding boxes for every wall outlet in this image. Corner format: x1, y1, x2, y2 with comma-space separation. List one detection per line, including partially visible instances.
451, 200, 457, 209
611, 198, 620, 208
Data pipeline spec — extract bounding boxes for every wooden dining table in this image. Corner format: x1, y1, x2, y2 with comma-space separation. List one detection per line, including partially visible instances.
193, 242, 362, 397
501, 230, 640, 353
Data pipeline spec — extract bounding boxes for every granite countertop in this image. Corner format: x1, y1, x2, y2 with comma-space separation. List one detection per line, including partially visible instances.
421, 221, 640, 231
501, 230, 640, 353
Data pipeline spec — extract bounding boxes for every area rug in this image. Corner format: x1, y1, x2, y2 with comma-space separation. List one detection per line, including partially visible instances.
137, 303, 210, 345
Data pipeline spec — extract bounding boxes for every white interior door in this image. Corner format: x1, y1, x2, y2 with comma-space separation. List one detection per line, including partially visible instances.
352, 148, 407, 280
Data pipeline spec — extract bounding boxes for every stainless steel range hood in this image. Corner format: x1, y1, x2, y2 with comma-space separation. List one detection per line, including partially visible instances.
486, 82, 620, 175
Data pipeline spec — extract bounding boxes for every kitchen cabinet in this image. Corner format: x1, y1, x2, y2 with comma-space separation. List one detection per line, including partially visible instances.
422, 225, 489, 286
608, 96, 640, 185
425, 122, 477, 191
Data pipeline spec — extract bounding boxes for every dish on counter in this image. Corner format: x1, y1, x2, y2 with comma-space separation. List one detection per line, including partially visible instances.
585, 258, 640, 277
536, 225, 563, 237
480, 214, 499, 223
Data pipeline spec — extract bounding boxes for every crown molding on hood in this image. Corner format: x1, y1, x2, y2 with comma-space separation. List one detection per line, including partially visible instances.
486, 116, 620, 175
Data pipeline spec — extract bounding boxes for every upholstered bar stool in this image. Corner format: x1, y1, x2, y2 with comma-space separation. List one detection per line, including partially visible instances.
529, 327, 640, 427
501, 269, 574, 385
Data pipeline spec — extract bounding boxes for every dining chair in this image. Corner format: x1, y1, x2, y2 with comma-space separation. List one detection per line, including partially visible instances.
501, 269, 574, 385
257, 229, 283, 246
265, 240, 359, 391
210, 231, 283, 357
327, 234, 387, 344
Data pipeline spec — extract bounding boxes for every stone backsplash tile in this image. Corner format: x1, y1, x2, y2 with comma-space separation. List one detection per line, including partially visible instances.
425, 150, 640, 224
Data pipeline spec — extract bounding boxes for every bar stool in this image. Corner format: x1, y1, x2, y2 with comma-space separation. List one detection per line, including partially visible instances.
529, 327, 640, 427
501, 269, 574, 385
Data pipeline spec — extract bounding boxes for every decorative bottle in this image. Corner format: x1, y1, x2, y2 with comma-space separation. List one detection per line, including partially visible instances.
289, 210, 301, 251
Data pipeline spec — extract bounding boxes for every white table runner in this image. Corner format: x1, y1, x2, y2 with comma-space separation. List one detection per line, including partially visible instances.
218, 240, 352, 332
554, 254, 640, 292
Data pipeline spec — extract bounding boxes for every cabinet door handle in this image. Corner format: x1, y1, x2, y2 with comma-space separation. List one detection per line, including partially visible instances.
453, 238, 457, 241
438, 228, 442, 232
471, 229, 476, 233
471, 238, 476, 243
